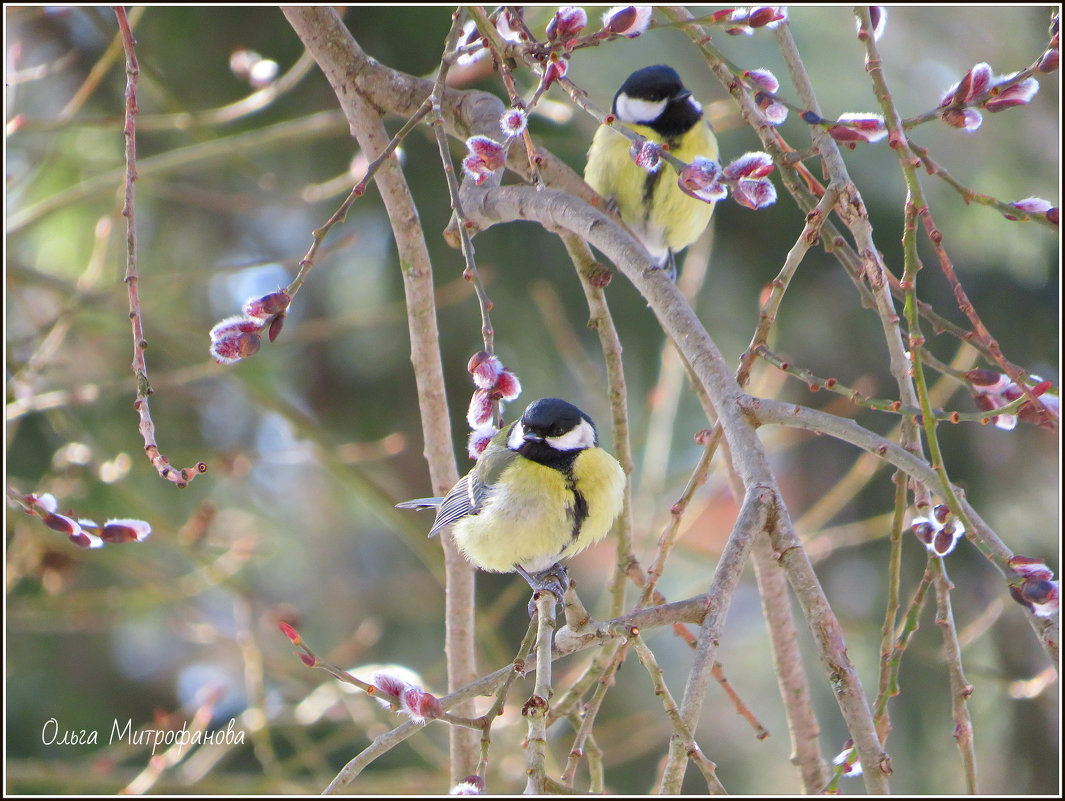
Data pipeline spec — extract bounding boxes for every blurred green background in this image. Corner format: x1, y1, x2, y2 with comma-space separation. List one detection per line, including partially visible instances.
6, 6, 1058, 794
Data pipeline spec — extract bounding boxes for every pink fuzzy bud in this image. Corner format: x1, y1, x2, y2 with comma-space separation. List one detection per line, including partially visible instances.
730, 178, 777, 210
984, 77, 1039, 111
1037, 48, 1059, 73
1019, 579, 1059, 617
451, 775, 486, 794
542, 58, 568, 88
911, 513, 963, 557
465, 136, 506, 172
211, 337, 241, 365
43, 512, 80, 536
455, 21, 488, 67
29, 492, 59, 515
1009, 556, 1054, 580
468, 352, 503, 389
938, 107, 983, 132
467, 389, 494, 428
603, 6, 652, 37
757, 96, 788, 125
629, 140, 661, 173
68, 528, 105, 549
211, 330, 261, 364
265, 311, 283, 342
832, 742, 863, 777
210, 315, 263, 341
743, 68, 779, 95
911, 520, 935, 546
495, 11, 522, 44
933, 525, 959, 557
468, 425, 498, 460
242, 291, 291, 319
494, 370, 521, 401
748, 6, 786, 28
372, 671, 410, 701
400, 686, 443, 724
1006, 197, 1054, 220
547, 6, 587, 48
237, 332, 261, 357
461, 154, 491, 185
499, 107, 528, 137
679, 158, 727, 203
1017, 391, 1058, 429
942, 62, 993, 107
1010, 569, 1060, 617
100, 518, 152, 543
278, 621, 302, 644
970, 373, 1057, 430
827, 113, 887, 144
965, 368, 1009, 388
724, 152, 775, 180
866, 7, 887, 42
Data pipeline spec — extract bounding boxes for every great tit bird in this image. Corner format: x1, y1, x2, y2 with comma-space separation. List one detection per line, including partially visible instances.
397, 398, 626, 604
584, 64, 719, 276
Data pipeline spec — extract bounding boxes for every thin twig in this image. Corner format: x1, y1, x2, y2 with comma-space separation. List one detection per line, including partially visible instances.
628, 629, 727, 793
285, 98, 434, 301
523, 591, 557, 794
737, 187, 837, 387
114, 5, 205, 488
931, 558, 978, 793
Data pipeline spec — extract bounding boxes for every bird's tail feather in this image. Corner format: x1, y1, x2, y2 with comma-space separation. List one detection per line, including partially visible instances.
395, 497, 443, 511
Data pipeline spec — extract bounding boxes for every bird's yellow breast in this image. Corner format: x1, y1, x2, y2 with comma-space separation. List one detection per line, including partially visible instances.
452, 447, 626, 575
584, 120, 719, 261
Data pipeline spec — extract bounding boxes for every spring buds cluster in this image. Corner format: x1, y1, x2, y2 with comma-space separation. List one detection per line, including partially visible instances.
209, 290, 291, 365
23, 493, 151, 550
910, 503, 965, 557
676, 152, 777, 210
967, 369, 1058, 431
1007, 556, 1059, 618
466, 352, 522, 458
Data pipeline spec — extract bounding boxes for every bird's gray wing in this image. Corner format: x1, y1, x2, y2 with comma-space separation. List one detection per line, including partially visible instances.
427, 471, 495, 537
398, 440, 513, 537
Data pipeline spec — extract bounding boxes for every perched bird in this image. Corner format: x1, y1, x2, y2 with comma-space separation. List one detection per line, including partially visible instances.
584, 64, 719, 276
397, 398, 626, 604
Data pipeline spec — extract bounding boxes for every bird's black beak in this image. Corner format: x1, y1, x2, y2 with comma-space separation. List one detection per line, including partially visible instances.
673, 88, 693, 102
523, 432, 544, 443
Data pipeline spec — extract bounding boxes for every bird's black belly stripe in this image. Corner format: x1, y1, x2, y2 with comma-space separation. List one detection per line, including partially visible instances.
640, 135, 681, 221
641, 169, 660, 214
564, 470, 589, 542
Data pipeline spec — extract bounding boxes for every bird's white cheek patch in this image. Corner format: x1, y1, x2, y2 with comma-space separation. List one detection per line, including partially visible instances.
507, 421, 525, 451
546, 418, 597, 451
616, 94, 668, 124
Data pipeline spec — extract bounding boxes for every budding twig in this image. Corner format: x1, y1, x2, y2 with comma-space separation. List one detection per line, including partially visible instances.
431, 11, 497, 391
628, 628, 727, 793
115, 6, 205, 488
286, 97, 434, 302
930, 557, 978, 793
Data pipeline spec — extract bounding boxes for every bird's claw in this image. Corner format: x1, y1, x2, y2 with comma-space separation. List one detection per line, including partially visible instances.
663, 249, 678, 281
517, 564, 570, 618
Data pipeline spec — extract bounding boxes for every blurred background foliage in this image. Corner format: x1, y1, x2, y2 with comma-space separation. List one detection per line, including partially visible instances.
5, 5, 1058, 795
